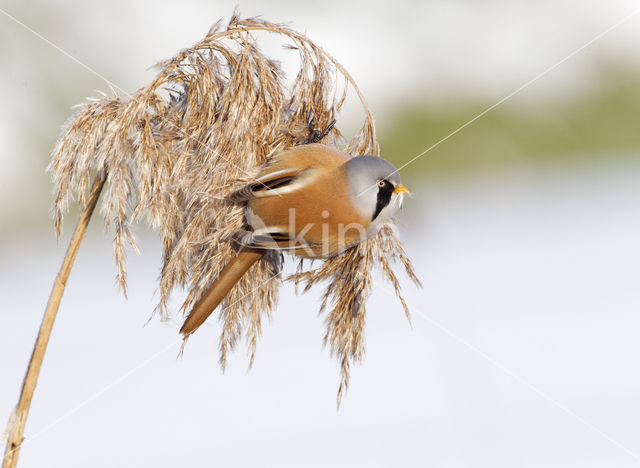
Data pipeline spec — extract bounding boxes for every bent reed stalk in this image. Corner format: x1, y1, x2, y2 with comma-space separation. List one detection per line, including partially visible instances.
2, 170, 107, 468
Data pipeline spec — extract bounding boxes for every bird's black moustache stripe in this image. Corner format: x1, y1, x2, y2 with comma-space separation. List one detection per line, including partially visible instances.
372, 185, 393, 221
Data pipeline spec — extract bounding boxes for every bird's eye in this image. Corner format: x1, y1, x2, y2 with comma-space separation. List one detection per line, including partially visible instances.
377, 180, 386, 188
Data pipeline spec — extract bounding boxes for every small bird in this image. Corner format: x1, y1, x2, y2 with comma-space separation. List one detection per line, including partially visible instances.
180, 143, 409, 336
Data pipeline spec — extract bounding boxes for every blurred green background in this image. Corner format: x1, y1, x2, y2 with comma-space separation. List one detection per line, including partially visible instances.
383, 63, 640, 175
1, 0, 639, 236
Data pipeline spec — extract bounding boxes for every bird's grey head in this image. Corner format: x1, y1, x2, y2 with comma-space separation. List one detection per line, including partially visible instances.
344, 155, 408, 234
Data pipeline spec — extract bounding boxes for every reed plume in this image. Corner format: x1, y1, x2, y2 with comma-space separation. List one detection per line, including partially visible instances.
4, 13, 419, 466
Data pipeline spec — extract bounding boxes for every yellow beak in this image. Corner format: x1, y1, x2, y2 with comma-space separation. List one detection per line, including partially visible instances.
393, 184, 410, 195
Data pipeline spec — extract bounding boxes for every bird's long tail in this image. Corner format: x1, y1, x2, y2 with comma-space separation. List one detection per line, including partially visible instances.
180, 249, 264, 336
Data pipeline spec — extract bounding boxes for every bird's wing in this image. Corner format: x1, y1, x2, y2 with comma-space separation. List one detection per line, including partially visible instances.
234, 229, 314, 251
229, 168, 306, 202
229, 144, 348, 202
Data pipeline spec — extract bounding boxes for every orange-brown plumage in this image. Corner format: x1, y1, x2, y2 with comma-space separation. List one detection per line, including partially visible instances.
247, 144, 370, 257
179, 249, 263, 336
180, 144, 407, 337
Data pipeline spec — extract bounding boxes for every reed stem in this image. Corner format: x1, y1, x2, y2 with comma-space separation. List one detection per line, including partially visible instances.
2, 170, 107, 468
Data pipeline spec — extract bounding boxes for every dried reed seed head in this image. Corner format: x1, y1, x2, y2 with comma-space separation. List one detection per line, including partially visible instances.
49, 11, 418, 405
